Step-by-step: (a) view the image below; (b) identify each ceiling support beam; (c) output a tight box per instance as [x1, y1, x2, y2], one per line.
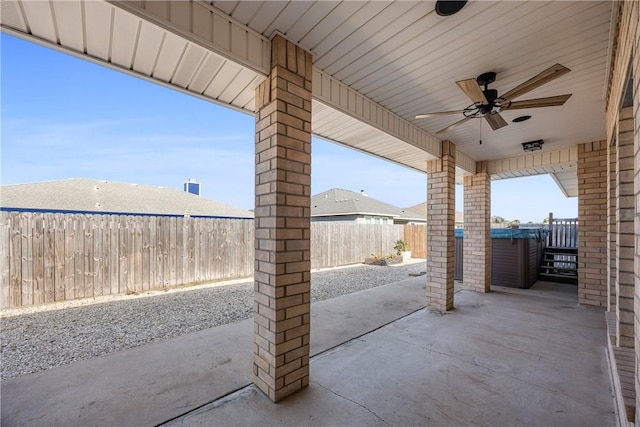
[312, 69, 442, 160]
[487, 147, 577, 178]
[455, 151, 477, 182]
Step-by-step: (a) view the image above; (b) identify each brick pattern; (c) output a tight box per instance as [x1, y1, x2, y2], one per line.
[603, 1, 639, 423]
[634, 5, 640, 419]
[608, 139, 617, 318]
[426, 141, 456, 311]
[253, 35, 312, 402]
[629, 3, 640, 423]
[463, 161, 491, 293]
[616, 107, 635, 348]
[577, 140, 608, 307]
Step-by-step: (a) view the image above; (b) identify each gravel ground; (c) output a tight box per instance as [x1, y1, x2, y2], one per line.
[1, 262, 425, 380]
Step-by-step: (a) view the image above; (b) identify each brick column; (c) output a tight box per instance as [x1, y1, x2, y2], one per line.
[633, 23, 640, 422]
[577, 140, 608, 307]
[608, 138, 617, 318]
[463, 161, 491, 293]
[426, 140, 456, 311]
[253, 35, 312, 402]
[616, 107, 635, 348]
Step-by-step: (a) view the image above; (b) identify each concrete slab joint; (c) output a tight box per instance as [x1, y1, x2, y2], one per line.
[253, 34, 312, 402]
[426, 140, 456, 311]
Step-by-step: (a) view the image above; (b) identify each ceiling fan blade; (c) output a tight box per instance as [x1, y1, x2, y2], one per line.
[456, 79, 488, 104]
[502, 94, 572, 110]
[436, 116, 473, 134]
[484, 112, 508, 131]
[501, 63, 570, 101]
[415, 110, 466, 119]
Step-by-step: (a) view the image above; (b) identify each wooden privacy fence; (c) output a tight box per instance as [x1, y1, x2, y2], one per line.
[311, 222, 404, 268]
[0, 211, 253, 309]
[403, 224, 427, 258]
[1, 212, 412, 309]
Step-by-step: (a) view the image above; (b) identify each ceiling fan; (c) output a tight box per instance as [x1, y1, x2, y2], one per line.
[415, 63, 573, 134]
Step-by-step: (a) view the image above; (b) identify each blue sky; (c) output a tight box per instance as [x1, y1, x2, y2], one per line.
[1, 33, 576, 223]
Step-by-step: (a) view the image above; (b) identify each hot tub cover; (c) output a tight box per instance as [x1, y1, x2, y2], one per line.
[455, 227, 547, 239]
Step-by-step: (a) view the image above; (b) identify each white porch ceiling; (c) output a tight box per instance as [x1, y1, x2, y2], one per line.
[1, 0, 614, 194]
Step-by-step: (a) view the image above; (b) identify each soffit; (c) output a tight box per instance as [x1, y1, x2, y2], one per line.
[2, 1, 613, 186]
[212, 0, 611, 165]
[1, 0, 268, 113]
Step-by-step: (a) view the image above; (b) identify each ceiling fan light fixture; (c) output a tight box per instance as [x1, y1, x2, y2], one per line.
[513, 115, 532, 123]
[522, 139, 544, 152]
[435, 0, 468, 16]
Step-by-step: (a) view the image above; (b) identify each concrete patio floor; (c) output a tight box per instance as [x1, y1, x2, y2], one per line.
[166, 282, 616, 427]
[2, 277, 616, 426]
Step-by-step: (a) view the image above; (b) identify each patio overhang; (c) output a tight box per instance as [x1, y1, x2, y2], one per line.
[1, 0, 611, 189]
[3, 0, 637, 416]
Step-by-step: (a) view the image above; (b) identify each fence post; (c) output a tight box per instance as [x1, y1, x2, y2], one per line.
[548, 212, 554, 247]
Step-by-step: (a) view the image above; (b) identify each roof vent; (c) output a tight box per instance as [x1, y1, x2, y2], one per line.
[360, 190, 368, 197]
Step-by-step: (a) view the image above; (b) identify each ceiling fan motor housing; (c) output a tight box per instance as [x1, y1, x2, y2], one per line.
[483, 89, 498, 104]
[416, 63, 572, 135]
[476, 71, 496, 87]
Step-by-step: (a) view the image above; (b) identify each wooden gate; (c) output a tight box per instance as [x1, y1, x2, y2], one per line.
[403, 224, 427, 258]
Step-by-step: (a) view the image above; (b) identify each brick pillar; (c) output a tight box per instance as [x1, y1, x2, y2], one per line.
[608, 138, 617, 318]
[632, 23, 640, 422]
[253, 35, 312, 402]
[616, 107, 635, 348]
[463, 161, 491, 293]
[577, 140, 608, 306]
[426, 140, 456, 311]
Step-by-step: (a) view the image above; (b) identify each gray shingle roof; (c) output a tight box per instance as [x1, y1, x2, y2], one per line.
[311, 189, 425, 222]
[0, 178, 253, 218]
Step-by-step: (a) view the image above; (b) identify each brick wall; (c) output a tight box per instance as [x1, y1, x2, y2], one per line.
[608, 139, 617, 316]
[617, 107, 635, 347]
[601, 1, 639, 422]
[253, 35, 312, 402]
[426, 140, 456, 311]
[632, 0, 640, 420]
[463, 161, 491, 293]
[577, 140, 608, 307]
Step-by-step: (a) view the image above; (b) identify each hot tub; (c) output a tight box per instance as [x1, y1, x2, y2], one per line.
[454, 228, 546, 288]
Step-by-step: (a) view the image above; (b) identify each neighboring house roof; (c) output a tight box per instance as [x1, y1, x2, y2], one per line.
[0, 178, 253, 219]
[312, 189, 426, 222]
[405, 202, 464, 223]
